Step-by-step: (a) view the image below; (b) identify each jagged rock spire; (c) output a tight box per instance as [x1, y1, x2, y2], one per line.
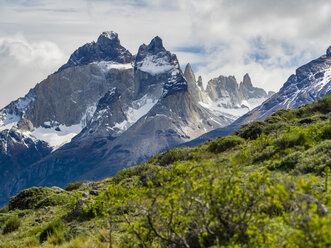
[148, 36, 164, 52]
[184, 63, 196, 83]
[242, 73, 253, 88]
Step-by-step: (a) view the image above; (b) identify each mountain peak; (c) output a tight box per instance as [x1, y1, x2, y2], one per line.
[142, 36, 166, 54]
[242, 73, 253, 88]
[327, 46, 331, 57]
[185, 63, 192, 71]
[149, 36, 163, 49]
[184, 63, 196, 83]
[98, 31, 118, 41]
[58, 31, 132, 72]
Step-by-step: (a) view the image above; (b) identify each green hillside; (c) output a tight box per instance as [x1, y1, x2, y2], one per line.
[1, 94, 331, 248]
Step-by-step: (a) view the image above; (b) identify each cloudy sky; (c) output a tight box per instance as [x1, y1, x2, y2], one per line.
[0, 0, 331, 108]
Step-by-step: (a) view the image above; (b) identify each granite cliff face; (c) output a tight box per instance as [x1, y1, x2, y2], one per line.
[0, 32, 234, 206]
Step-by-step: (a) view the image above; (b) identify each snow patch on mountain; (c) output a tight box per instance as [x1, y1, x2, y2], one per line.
[316, 67, 331, 90]
[31, 104, 98, 150]
[30, 124, 82, 150]
[112, 94, 159, 133]
[241, 98, 268, 110]
[100, 31, 118, 40]
[199, 97, 267, 121]
[137, 55, 173, 75]
[0, 93, 36, 130]
[93, 61, 133, 72]
[81, 104, 97, 126]
[0, 113, 20, 132]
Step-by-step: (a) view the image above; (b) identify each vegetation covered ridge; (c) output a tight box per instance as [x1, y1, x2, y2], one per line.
[1, 94, 331, 247]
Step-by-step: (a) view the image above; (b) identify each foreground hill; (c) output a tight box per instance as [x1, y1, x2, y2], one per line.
[0, 94, 330, 247]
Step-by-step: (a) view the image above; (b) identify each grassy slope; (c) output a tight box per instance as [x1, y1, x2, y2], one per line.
[0, 94, 331, 248]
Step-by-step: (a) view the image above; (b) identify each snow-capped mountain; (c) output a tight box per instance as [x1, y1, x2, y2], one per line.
[187, 46, 331, 146]
[184, 63, 274, 122]
[0, 31, 241, 206]
[234, 45, 331, 124]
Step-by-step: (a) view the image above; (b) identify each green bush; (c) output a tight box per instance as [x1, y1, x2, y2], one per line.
[0, 206, 8, 213]
[35, 192, 74, 209]
[39, 220, 65, 244]
[157, 147, 194, 166]
[321, 124, 331, 140]
[285, 213, 331, 247]
[113, 163, 151, 184]
[208, 135, 244, 153]
[65, 181, 85, 191]
[311, 94, 331, 114]
[9, 187, 54, 210]
[2, 216, 20, 234]
[267, 151, 303, 171]
[273, 108, 298, 120]
[63, 225, 87, 241]
[252, 145, 277, 163]
[9, 187, 74, 210]
[235, 121, 265, 140]
[295, 140, 331, 174]
[274, 127, 310, 149]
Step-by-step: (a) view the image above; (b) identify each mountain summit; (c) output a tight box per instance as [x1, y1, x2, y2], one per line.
[58, 31, 133, 72]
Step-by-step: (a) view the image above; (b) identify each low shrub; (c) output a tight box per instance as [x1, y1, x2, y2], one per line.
[113, 163, 151, 184]
[24, 236, 39, 247]
[267, 151, 303, 171]
[2, 216, 20, 234]
[321, 124, 331, 140]
[252, 145, 277, 163]
[0, 206, 8, 213]
[296, 140, 331, 174]
[274, 130, 308, 149]
[65, 182, 85, 191]
[157, 147, 194, 166]
[64, 225, 87, 241]
[39, 220, 65, 244]
[208, 135, 244, 153]
[9, 187, 74, 210]
[311, 94, 331, 114]
[9, 187, 54, 210]
[273, 108, 298, 120]
[34, 192, 74, 209]
[235, 121, 265, 140]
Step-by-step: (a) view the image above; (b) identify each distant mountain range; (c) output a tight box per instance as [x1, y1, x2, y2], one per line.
[0, 31, 329, 206]
[187, 45, 331, 146]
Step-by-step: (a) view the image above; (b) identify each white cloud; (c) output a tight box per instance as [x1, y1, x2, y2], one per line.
[0, 36, 65, 108]
[0, 0, 331, 107]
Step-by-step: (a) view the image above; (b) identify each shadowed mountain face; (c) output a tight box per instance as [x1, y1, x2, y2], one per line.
[187, 46, 331, 146]
[0, 32, 237, 206]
